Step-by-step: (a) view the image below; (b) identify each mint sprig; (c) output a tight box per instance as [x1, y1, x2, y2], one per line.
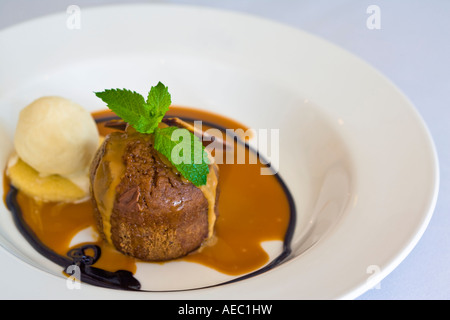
[95, 82, 171, 134]
[95, 82, 210, 187]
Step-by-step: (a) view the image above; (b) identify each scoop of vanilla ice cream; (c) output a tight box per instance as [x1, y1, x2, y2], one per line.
[13, 96, 99, 189]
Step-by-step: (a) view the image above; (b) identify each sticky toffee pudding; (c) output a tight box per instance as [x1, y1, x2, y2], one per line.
[4, 103, 295, 290]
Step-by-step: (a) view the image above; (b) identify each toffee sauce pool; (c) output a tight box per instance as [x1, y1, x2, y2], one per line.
[4, 107, 296, 291]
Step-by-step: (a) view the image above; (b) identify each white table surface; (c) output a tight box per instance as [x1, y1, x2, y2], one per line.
[0, 0, 448, 300]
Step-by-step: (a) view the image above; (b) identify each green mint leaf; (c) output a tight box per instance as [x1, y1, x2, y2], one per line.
[95, 89, 152, 132]
[154, 126, 210, 187]
[95, 82, 171, 134]
[145, 82, 172, 133]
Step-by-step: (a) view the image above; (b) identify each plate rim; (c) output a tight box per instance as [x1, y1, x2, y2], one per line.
[0, 3, 440, 299]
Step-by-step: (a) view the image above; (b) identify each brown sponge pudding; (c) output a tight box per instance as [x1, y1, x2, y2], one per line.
[90, 126, 219, 261]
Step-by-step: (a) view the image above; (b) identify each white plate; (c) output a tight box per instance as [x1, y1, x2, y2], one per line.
[0, 4, 439, 299]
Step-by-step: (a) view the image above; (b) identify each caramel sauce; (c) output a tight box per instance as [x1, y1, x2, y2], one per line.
[4, 106, 293, 284]
[13, 189, 138, 274]
[184, 159, 290, 275]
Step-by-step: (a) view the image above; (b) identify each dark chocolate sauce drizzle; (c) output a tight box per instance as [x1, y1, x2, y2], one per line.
[5, 114, 296, 292]
[5, 186, 141, 291]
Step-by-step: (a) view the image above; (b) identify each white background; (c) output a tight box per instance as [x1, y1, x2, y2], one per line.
[0, 0, 448, 300]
